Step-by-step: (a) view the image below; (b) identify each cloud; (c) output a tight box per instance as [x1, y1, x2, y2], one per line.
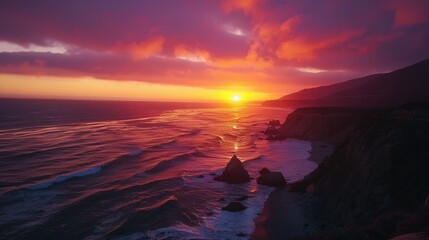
[388, 0, 429, 27]
[222, 0, 261, 13]
[125, 36, 165, 59]
[174, 44, 210, 63]
[0, 0, 429, 95]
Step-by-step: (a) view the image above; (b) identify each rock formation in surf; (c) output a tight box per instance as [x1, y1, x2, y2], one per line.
[222, 202, 247, 212]
[268, 119, 281, 126]
[264, 125, 279, 135]
[257, 167, 286, 187]
[214, 155, 251, 184]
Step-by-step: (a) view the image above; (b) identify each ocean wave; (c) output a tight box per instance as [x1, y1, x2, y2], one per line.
[29, 166, 102, 190]
[146, 152, 195, 174]
[125, 148, 144, 156]
[223, 133, 238, 139]
[114, 177, 184, 198]
[114, 225, 202, 240]
[28, 148, 144, 190]
[149, 139, 177, 149]
[180, 128, 201, 137]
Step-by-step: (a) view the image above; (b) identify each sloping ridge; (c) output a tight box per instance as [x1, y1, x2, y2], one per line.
[280, 74, 381, 101]
[269, 59, 429, 108]
[326, 59, 429, 100]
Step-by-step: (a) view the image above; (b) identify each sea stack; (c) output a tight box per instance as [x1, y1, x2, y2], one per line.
[214, 155, 251, 184]
[264, 125, 278, 135]
[257, 167, 286, 187]
[268, 119, 281, 126]
[222, 202, 247, 212]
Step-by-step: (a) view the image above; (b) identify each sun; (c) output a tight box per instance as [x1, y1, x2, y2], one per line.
[232, 95, 240, 102]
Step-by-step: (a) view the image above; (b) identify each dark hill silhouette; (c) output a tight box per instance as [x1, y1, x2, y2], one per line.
[279, 74, 382, 101]
[266, 59, 429, 108]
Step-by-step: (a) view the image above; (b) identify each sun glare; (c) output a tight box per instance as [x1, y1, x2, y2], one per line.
[232, 95, 240, 102]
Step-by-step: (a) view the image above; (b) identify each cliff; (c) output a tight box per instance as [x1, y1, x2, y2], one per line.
[276, 108, 387, 144]
[282, 104, 429, 238]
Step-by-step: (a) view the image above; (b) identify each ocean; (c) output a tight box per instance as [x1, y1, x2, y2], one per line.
[0, 99, 317, 240]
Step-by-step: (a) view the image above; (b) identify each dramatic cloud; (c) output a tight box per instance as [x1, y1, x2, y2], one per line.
[0, 0, 428, 97]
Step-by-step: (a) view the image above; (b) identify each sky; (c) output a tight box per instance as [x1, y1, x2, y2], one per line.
[0, 0, 429, 102]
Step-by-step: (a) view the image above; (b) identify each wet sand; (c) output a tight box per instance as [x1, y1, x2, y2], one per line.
[251, 141, 333, 240]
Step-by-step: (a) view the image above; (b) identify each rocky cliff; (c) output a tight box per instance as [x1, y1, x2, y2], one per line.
[282, 104, 429, 238]
[276, 108, 387, 144]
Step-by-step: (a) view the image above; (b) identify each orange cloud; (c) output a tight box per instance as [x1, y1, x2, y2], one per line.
[222, 0, 261, 13]
[276, 29, 365, 60]
[212, 45, 272, 69]
[173, 43, 272, 69]
[256, 15, 302, 43]
[276, 39, 313, 60]
[127, 36, 165, 59]
[174, 44, 210, 63]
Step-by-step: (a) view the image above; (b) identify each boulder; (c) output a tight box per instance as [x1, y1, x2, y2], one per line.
[259, 167, 271, 175]
[257, 168, 286, 187]
[214, 155, 251, 184]
[266, 135, 280, 140]
[264, 125, 278, 135]
[268, 119, 281, 126]
[222, 202, 247, 212]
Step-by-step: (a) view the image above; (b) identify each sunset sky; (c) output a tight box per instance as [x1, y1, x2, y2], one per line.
[1, 0, 429, 102]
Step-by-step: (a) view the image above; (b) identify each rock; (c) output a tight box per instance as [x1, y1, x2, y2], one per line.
[257, 169, 286, 187]
[266, 135, 279, 140]
[268, 119, 281, 126]
[264, 125, 278, 135]
[237, 232, 247, 237]
[259, 167, 271, 175]
[222, 202, 247, 212]
[214, 155, 251, 184]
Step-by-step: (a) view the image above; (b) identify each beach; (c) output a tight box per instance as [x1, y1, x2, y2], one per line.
[252, 141, 333, 240]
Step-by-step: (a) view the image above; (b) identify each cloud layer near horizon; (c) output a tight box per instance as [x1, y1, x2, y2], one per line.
[1, 0, 428, 95]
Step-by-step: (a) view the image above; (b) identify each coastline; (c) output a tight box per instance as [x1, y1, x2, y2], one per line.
[251, 141, 333, 240]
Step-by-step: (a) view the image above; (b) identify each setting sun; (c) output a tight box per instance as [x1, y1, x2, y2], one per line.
[232, 95, 240, 102]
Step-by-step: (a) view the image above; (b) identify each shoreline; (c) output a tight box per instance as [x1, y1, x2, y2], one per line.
[251, 141, 333, 240]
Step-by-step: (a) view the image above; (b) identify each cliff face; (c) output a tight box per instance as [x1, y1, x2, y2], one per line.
[277, 108, 386, 144]
[282, 105, 429, 237]
[315, 119, 429, 225]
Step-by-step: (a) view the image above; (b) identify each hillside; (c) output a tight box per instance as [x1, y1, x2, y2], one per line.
[265, 59, 429, 108]
[279, 74, 381, 101]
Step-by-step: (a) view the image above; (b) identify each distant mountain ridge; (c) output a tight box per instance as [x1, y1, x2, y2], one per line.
[265, 59, 429, 108]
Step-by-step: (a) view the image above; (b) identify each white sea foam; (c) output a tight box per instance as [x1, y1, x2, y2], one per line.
[114, 225, 202, 240]
[177, 138, 315, 239]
